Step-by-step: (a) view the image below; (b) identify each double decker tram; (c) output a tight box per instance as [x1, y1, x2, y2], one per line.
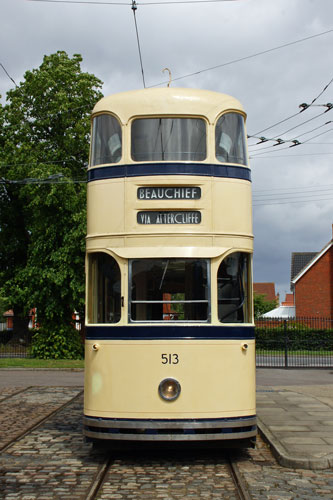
[83, 88, 256, 446]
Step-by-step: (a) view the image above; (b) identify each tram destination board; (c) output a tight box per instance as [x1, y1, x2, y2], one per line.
[137, 187, 201, 200]
[138, 211, 201, 225]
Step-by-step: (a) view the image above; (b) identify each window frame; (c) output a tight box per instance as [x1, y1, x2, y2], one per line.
[130, 116, 208, 163]
[217, 252, 251, 324]
[128, 258, 211, 323]
[90, 113, 122, 166]
[87, 252, 122, 325]
[215, 112, 248, 166]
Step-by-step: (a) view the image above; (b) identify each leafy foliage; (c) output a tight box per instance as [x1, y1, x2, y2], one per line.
[30, 325, 84, 359]
[0, 51, 103, 354]
[253, 293, 277, 319]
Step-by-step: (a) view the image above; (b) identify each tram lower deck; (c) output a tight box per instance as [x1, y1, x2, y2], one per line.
[83, 336, 256, 442]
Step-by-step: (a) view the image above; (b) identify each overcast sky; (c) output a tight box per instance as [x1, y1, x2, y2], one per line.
[1, 0, 333, 302]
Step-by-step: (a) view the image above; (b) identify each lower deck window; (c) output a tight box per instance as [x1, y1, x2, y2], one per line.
[129, 259, 210, 322]
[88, 252, 121, 324]
[218, 252, 250, 323]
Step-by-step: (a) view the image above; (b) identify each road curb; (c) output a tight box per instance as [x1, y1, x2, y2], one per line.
[257, 417, 333, 470]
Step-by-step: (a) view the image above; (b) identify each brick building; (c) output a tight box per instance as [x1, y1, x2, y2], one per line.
[253, 282, 279, 303]
[291, 229, 333, 318]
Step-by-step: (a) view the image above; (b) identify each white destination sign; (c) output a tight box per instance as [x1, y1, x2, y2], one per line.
[138, 211, 201, 225]
[138, 187, 201, 200]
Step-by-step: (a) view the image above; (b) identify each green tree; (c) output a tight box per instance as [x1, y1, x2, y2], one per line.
[0, 51, 103, 357]
[254, 293, 278, 319]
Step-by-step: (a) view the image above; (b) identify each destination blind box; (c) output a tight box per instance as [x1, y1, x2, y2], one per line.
[137, 187, 201, 200]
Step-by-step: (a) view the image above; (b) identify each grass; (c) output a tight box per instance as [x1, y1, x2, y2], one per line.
[0, 358, 84, 369]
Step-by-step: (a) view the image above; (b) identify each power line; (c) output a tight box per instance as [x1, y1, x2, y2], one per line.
[253, 184, 333, 205]
[250, 127, 333, 157]
[26, 0, 333, 92]
[131, 0, 146, 88]
[253, 196, 333, 206]
[0, 174, 86, 185]
[149, 28, 333, 87]
[250, 152, 333, 159]
[253, 183, 333, 194]
[248, 77, 333, 140]
[248, 110, 332, 148]
[0, 62, 17, 87]
[28, 0, 240, 5]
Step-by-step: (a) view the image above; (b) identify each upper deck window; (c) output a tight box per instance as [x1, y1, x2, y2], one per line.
[131, 118, 206, 162]
[215, 113, 247, 165]
[91, 114, 122, 166]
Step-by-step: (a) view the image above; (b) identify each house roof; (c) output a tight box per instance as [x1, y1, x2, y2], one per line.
[262, 305, 295, 318]
[291, 241, 333, 285]
[253, 282, 277, 302]
[290, 252, 317, 282]
[282, 293, 294, 306]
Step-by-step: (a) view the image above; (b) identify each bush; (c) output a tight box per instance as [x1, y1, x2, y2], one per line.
[256, 326, 333, 351]
[30, 325, 84, 359]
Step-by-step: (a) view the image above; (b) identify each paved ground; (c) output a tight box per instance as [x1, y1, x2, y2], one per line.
[0, 368, 333, 498]
[257, 384, 333, 470]
[0, 369, 84, 388]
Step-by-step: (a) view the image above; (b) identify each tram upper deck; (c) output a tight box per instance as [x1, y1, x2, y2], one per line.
[87, 87, 252, 253]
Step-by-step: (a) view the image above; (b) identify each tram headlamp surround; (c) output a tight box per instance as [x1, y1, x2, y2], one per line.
[158, 378, 181, 401]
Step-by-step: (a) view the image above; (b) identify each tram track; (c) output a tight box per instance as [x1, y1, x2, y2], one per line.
[228, 454, 253, 500]
[0, 386, 32, 403]
[84, 446, 253, 500]
[0, 387, 83, 452]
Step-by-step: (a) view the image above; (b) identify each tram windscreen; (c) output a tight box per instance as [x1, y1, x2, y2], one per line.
[217, 252, 250, 323]
[215, 113, 247, 165]
[130, 259, 209, 322]
[131, 118, 206, 162]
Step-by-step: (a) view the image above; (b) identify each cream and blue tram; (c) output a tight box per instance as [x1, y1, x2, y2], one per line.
[83, 87, 256, 445]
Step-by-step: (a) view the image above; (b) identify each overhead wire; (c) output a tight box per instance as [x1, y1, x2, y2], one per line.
[27, 0, 242, 5]
[248, 76, 333, 139]
[0, 62, 17, 87]
[148, 28, 333, 87]
[0, 174, 86, 185]
[247, 75, 333, 157]
[131, 0, 146, 88]
[250, 127, 333, 157]
[248, 109, 331, 148]
[253, 196, 333, 206]
[252, 183, 333, 206]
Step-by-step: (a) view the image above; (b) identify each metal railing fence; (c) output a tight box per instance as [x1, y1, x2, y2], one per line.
[1, 318, 333, 367]
[256, 317, 333, 368]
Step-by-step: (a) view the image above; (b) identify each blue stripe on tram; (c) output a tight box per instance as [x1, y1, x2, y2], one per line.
[86, 325, 255, 341]
[87, 163, 251, 182]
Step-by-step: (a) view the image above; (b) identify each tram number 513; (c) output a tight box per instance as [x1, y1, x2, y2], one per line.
[161, 354, 179, 365]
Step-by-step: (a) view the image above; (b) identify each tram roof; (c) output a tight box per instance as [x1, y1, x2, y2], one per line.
[92, 88, 246, 124]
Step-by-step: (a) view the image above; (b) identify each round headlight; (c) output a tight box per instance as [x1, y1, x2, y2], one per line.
[158, 378, 181, 401]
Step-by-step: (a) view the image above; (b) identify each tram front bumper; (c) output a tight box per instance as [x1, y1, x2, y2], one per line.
[83, 415, 257, 442]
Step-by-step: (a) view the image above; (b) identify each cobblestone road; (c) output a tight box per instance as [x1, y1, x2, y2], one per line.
[1, 386, 333, 499]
